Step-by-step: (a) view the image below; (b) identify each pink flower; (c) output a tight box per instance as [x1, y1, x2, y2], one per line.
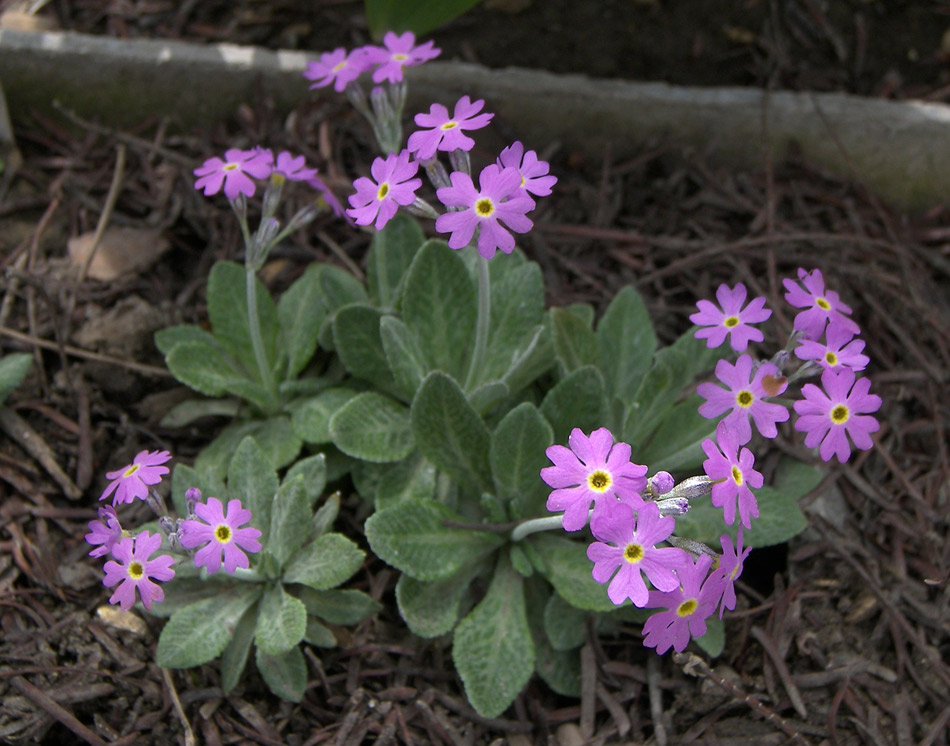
[102, 531, 175, 611]
[496, 142, 558, 197]
[697, 355, 789, 443]
[180, 497, 262, 574]
[435, 165, 535, 259]
[708, 529, 751, 619]
[346, 150, 422, 230]
[273, 151, 318, 183]
[407, 96, 494, 160]
[793, 368, 881, 463]
[193, 148, 274, 200]
[541, 427, 647, 532]
[303, 47, 369, 92]
[100, 450, 172, 505]
[85, 505, 123, 558]
[702, 422, 762, 529]
[794, 323, 869, 372]
[783, 268, 860, 341]
[587, 502, 683, 607]
[689, 283, 771, 352]
[307, 174, 352, 224]
[364, 32, 440, 84]
[642, 553, 719, 654]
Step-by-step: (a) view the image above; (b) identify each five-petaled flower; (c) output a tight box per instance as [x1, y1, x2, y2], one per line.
[587, 501, 683, 607]
[435, 164, 535, 259]
[85, 505, 124, 558]
[100, 450, 172, 506]
[690, 282, 772, 352]
[363, 31, 440, 84]
[783, 268, 860, 341]
[642, 553, 719, 654]
[794, 323, 869, 372]
[708, 529, 751, 619]
[697, 355, 789, 444]
[346, 150, 422, 230]
[496, 142, 558, 197]
[180, 497, 263, 574]
[408, 96, 494, 161]
[793, 367, 881, 463]
[272, 151, 319, 183]
[541, 427, 647, 532]
[303, 47, 369, 92]
[102, 531, 175, 611]
[193, 148, 274, 200]
[702, 421, 763, 529]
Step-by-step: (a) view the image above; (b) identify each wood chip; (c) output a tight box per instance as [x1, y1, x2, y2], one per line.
[67, 226, 170, 281]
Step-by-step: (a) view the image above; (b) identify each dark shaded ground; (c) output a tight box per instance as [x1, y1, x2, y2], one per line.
[1, 1, 949, 745]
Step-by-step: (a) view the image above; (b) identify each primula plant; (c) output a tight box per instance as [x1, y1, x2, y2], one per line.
[127, 30, 884, 716]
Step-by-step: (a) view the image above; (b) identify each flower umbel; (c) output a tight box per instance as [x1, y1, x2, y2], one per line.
[697, 355, 789, 443]
[102, 531, 175, 611]
[689, 282, 772, 352]
[180, 497, 263, 574]
[100, 450, 171, 505]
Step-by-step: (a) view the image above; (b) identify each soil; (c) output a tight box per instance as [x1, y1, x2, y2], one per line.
[1, 2, 949, 745]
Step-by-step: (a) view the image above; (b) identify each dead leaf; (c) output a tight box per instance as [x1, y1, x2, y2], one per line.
[67, 226, 170, 281]
[96, 605, 148, 636]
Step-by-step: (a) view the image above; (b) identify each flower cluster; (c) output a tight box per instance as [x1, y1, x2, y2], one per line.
[86, 451, 261, 611]
[303, 32, 440, 92]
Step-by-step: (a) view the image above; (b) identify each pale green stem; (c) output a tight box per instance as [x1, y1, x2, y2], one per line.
[245, 264, 280, 411]
[464, 254, 491, 391]
[510, 513, 574, 542]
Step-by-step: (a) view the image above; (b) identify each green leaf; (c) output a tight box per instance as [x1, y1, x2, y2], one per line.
[220, 601, 259, 694]
[278, 265, 328, 379]
[256, 584, 307, 656]
[351, 452, 436, 510]
[156, 588, 261, 668]
[333, 304, 400, 395]
[284, 453, 327, 510]
[695, 615, 724, 658]
[255, 645, 307, 702]
[268, 476, 313, 567]
[196, 417, 301, 480]
[490, 402, 553, 519]
[295, 588, 382, 625]
[160, 398, 241, 428]
[543, 594, 587, 651]
[207, 260, 279, 382]
[401, 240, 476, 381]
[380, 316, 428, 401]
[623, 346, 692, 450]
[317, 264, 369, 351]
[170, 463, 225, 518]
[395, 565, 479, 638]
[453, 555, 534, 718]
[539, 365, 609, 445]
[468, 381, 510, 416]
[165, 342, 242, 397]
[366, 0, 481, 38]
[551, 307, 598, 373]
[227, 436, 279, 541]
[0, 353, 31, 404]
[637, 395, 716, 473]
[154, 324, 218, 357]
[220, 377, 277, 414]
[365, 499, 504, 581]
[311, 493, 340, 538]
[410, 372, 493, 495]
[282, 533, 365, 590]
[304, 617, 337, 647]
[534, 636, 581, 697]
[501, 323, 555, 395]
[291, 387, 360, 445]
[595, 286, 656, 402]
[528, 533, 616, 612]
[773, 457, 824, 499]
[565, 302, 595, 327]
[329, 392, 414, 463]
[366, 213, 425, 309]
[146, 577, 239, 619]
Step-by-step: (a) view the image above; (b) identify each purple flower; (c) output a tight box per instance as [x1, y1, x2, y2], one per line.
[702, 422, 762, 529]
[180, 497, 263, 574]
[541, 427, 647, 532]
[193, 148, 274, 200]
[794, 323, 869, 372]
[708, 529, 751, 619]
[435, 165, 535, 259]
[100, 450, 172, 505]
[346, 150, 422, 230]
[689, 283, 771, 352]
[85, 505, 123, 558]
[273, 151, 319, 183]
[793, 368, 882, 463]
[364, 32, 441, 84]
[642, 553, 719, 654]
[496, 141, 558, 197]
[102, 531, 175, 611]
[783, 268, 860, 341]
[587, 502, 683, 607]
[407, 96, 494, 161]
[303, 47, 369, 92]
[697, 355, 789, 443]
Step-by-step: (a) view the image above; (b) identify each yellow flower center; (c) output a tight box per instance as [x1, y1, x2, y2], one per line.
[677, 598, 698, 617]
[723, 316, 740, 328]
[831, 404, 850, 424]
[393, 53, 408, 61]
[824, 351, 838, 366]
[736, 390, 754, 408]
[623, 543, 644, 563]
[730, 564, 741, 580]
[587, 469, 612, 493]
[128, 561, 144, 580]
[122, 464, 140, 478]
[440, 121, 459, 130]
[475, 198, 495, 217]
[214, 525, 232, 544]
[816, 297, 831, 311]
[731, 465, 743, 486]
[332, 61, 347, 73]
[377, 182, 390, 200]
[222, 163, 239, 171]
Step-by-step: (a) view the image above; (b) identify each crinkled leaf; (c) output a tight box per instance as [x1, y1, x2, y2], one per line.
[395, 565, 480, 638]
[490, 402, 553, 519]
[623, 345, 692, 450]
[220, 377, 277, 413]
[317, 264, 369, 351]
[256, 583, 307, 656]
[501, 322, 555, 395]
[367, 213, 425, 309]
[380, 315, 428, 401]
[595, 285, 656, 402]
[295, 587, 382, 625]
[467, 381, 509, 416]
[268, 475, 313, 567]
[227, 436, 279, 541]
[543, 593, 588, 651]
[165, 342, 242, 397]
[539, 365, 609, 445]
[304, 617, 337, 647]
[333, 304, 400, 395]
[154, 324, 219, 357]
[196, 417, 300, 481]
[283, 453, 327, 510]
[694, 615, 724, 658]
[146, 577, 240, 619]
[291, 387, 360, 445]
[311, 493, 340, 538]
[329, 392, 414, 463]
[351, 452, 436, 511]
[0, 353, 31, 404]
[282, 532, 365, 590]
[160, 398, 241, 428]
[170, 462, 225, 517]
[528, 533, 616, 612]
[551, 307, 598, 373]
[220, 601, 259, 694]
[278, 264, 327, 379]
[156, 587, 261, 667]
[255, 645, 306, 702]
[637, 394, 716, 473]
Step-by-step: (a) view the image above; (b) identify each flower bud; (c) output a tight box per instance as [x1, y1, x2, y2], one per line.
[185, 487, 202, 516]
[666, 475, 714, 501]
[405, 197, 441, 220]
[648, 471, 675, 496]
[657, 496, 690, 517]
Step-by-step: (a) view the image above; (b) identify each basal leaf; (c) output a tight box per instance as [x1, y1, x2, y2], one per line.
[395, 565, 481, 638]
[316, 263, 369, 351]
[366, 0, 481, 38]
[255, 645, 306, 702]
[165, 342, 242, 397]
[256, 583, 307, 656]
[528, 533, 615, 612]
[351, 452, 436, 510]
[196, 417, 301, 480]
[551, 307, 598, 373]
[543, 593, 588, 651]
[595, 285, 657, 402]
[284, 453, 327, 510]
[539, 365, 609, 445]
[637, 394, 716, 473]
[333, 304, 400, 395]
[170, 462, 225, 518]
[227, 436, 279, 541]
[380, 315, 428, 401]
[366, 213, 425, 309]
[490, 402, 553, 519]
[623, 345, 691, 450]
[268, 475, 313, 568]
[220, 601, 259, 694]
[694, 615, 724, 658]
[294, 588, 382, 625]
[154, 324, 219, 356]
[278, 264, 328, 379]
[160, 398, 241, 429]
[329, 391, 414, 463]
[282, 532, 365, 590]
[304, 617, 337, 647]
[291, 387, 361, 445]
[501, 322, 555, 395]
